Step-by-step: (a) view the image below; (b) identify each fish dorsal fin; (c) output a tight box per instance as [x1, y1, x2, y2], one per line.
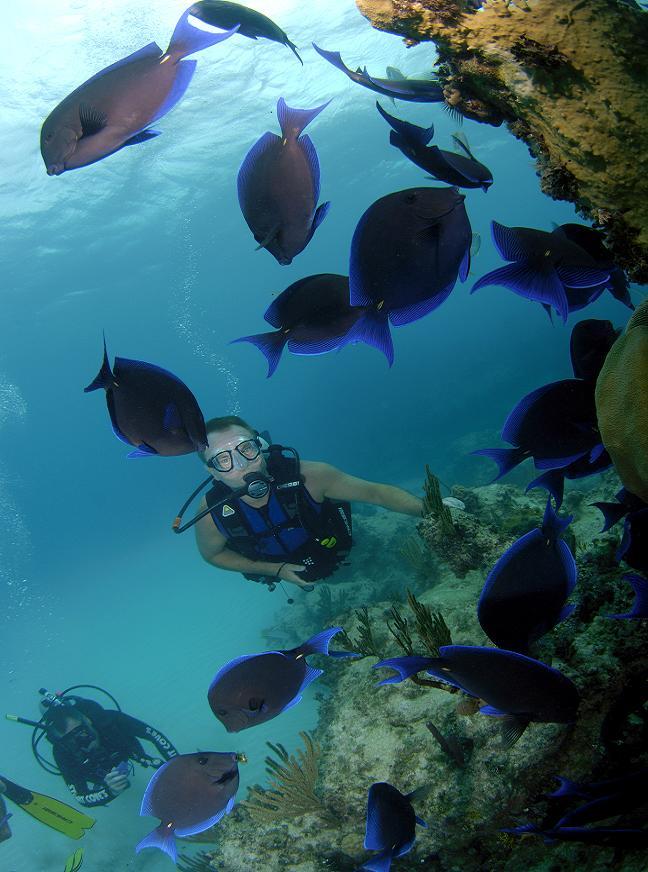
[451, 130, 474, 159]
[80, 42, 162, 91]
[79, 102, 107, 138]
[386, 65, 405, 80]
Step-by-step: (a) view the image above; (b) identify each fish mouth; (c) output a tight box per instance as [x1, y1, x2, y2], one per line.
[46, 164, 64, 176]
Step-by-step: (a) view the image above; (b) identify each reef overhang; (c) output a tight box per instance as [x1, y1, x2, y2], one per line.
[354, 0, 648, 283]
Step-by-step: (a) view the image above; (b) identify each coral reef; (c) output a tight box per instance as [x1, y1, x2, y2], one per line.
[195, 475, 647, 871]
[353, 0, 648, 282]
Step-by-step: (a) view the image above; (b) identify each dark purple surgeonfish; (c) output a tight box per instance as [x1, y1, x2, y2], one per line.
[376, 103, 493, 191]
[360, 782, 428, 872]
[478, 500, 577, 654]
[312, 44, 445, 103]
[84, 337, 207, 457]
[40, 12, 238, 175]
[569, 319, 620, 384]
[504, 824, 648, 849]
[549, 767, 648, 827]
[136, 752, 240, 863]
[208, 627, 342, 732]
[471, 222, 611, 322]
[237, 98, 331, 265]
[607, 573, 648, 620]
[232, 274, 366, 377]
[374, 646, 580, 747]
[473, 378, 602, 481]
[525, 320, 618, 507]
[346, 186, 472, 366]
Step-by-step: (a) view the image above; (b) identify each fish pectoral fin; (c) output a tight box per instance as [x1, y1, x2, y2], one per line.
[121, 129, 162, 148]
[127, 443, 158, 458]
[79, 102, 108, 138]
[500, 715, 530, 750]
[254, 225, 280, 251]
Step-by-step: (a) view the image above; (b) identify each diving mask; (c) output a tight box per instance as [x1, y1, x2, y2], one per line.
[207, 437, 262, 472]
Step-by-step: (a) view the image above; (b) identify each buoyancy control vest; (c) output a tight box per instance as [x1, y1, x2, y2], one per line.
[205, 445, 352, 582]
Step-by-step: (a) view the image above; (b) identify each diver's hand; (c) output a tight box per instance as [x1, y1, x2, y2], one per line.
[277, 563, 315, 591]
[105, 768, 130, 795]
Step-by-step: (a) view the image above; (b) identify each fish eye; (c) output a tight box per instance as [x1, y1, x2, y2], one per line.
[405, 192, 417, 204]
[45, 133, 53, 142]
[248, 697, 260, 710]
[198, 755, 209, 765]
[217, 709, 227, 716]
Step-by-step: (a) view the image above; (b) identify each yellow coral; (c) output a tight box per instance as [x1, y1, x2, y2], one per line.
[595, 300, 648, 503]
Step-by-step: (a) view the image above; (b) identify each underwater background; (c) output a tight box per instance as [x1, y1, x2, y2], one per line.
[0, 0, 645, 870]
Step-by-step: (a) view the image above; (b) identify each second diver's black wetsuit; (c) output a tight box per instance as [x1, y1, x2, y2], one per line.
[53, 706, 177, 808]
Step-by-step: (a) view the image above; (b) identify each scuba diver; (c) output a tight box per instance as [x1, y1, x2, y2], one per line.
[8, 687, 178, 809]
[173, 416, 423, 593]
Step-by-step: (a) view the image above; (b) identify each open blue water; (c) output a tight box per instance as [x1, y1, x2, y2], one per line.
[0, 1, 642, 869]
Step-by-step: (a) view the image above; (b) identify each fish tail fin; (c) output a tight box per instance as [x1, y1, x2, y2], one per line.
[166, 12, 239, 60]
[376, 101, 434, 145]
[276, 97, 330, 139]
[312, 43, 350, 74]
[343, 308, 394, 366]
[297, 626, 342, 657]
[84, 333, 114, 392]
[608, 573, 648, 620]
[287, 40, 303, 64]
[471, 446, 527, 480]
[525, 469, 565, 509]
[591, 500, 627, 532]
[541, 498, 573, 540]
[231, 330, 287, 378]
[360, 849, 394, 872]
[373, 656, 436, 686]
[135, 825, 177, 863]
[547, 775, 582, 798]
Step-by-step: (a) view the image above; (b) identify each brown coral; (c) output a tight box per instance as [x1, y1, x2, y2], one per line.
[355, 0, 648, 281]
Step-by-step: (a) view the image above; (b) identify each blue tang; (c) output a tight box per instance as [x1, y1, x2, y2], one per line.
[569, 319, 621, 384]
[136, 752, 239, 863]
[312, 44, 445, 103]
[208, 627, 342, 732]
[471, 222, 611, 322]
[237, 97, 331, 265]
[375, 645, 580, 747]
[360, 782, 427, 872]
[232, 274, 366, 377]
[346, 186, 472, 366]
[549, 767, 648, 827]
[84, 337, 207, 457]
[473, 378, 603, 480]
[40, 11, 238, 175]
[504, 823, 648, 849]
[525, 447, 612, 510]
[376, 102, 493, 191]
[478, 500, 577, 654]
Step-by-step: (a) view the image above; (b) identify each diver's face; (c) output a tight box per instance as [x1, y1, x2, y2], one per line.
[204, 426, 266, 489]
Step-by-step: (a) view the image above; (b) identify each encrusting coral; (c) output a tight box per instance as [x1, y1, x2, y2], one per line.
[353, 0, 648, 282]
[195, 474, 647, 871]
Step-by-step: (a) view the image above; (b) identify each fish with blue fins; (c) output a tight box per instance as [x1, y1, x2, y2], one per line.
[478, 499, 577, 654]
[208, 627, 344, 732]
[136, 752, 240, 863]
[40, 11, 238, 175]
[376, 102, 493, 191]
[375, 645, 580, 748]
[471, 221, 611, 322]
[84, 336, 207, 457]
[237, 98, 331, 265]
[346, 186, 472, 365]
[359, 782, 428, 872]
[232, 274, 367, 377]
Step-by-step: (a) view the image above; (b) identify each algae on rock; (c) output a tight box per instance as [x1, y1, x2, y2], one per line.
[354, 0, 648, 282]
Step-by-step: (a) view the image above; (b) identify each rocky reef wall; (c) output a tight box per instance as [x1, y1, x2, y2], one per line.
[354, 0, 648, 283]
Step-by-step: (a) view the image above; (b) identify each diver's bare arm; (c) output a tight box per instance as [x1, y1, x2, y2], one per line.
[194, 500, 282, 577]
[302, 462, 423, 517]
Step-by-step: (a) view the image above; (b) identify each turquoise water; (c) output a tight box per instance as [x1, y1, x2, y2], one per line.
[0, 1, 642, 870]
